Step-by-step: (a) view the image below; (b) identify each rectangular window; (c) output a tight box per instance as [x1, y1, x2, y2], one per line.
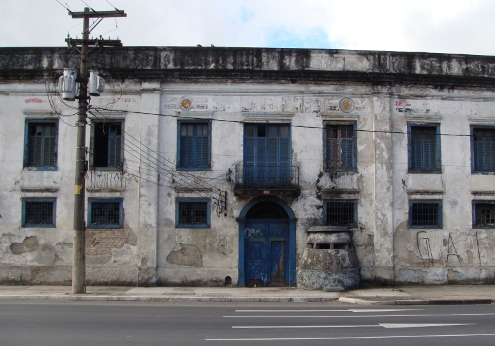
[325, 124, 357, 171]
[176, 199, 210, 228]
[91, 121, 123, 170]
[324, 201, 357, 227]
[88, 199, 123, 228]
[408, 124, 441, 172]
[22, 198, 56, 227]
[472, 127, 495, 172]
[409, 200, 442, 228]
[24, 120, 58, 170]
[177, 122, 211, 170]
[473, 201, 495, 228]
[243, 124, 291, 186]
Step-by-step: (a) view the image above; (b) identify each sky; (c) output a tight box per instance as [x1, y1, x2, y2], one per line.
[1, 0, 495, 56]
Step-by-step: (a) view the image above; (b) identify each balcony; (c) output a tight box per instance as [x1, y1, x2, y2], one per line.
[234, 165, 300, 196]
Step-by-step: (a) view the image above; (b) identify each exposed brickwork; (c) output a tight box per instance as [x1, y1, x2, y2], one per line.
[86, 229, 126, 256]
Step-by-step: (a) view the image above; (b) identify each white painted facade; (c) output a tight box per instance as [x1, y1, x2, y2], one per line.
[1, 47, 495, 286]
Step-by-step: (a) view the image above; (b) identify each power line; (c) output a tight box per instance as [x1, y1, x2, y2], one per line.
[93, 106, 475, 138]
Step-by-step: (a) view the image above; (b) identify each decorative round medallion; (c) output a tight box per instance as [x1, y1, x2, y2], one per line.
[339, 98, 354, 113]
[180, 97, 192, 110]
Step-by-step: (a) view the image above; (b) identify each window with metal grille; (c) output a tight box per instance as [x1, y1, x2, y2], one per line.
[409, 201, 442, 228]
[324, 201, 357, 227]
[88, 199, 123, 228]
[325, 124, 356, 171]
[472, 128, 495, 172]
[24, 121, 58, 169]
[91, 121, 123, 170]
[473, 201, 495, 228]
[177, 122, 211, 170]
[408, 124, 441, 172]
[176, 199, 210, 228]
[22, 198, 56, 227]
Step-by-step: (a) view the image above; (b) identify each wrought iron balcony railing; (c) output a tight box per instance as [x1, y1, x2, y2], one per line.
[234, 165, 300, 195]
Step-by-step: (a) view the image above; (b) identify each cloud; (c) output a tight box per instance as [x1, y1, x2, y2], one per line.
[0, 0, 495, 55]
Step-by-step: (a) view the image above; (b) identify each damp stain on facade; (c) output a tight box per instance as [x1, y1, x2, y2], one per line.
[1, 47, 495, 287]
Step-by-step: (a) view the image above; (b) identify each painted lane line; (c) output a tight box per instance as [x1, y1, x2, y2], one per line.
[223, 313, 495, 318]
[232, 323, 473, 329]
[206, 333, 495, 341]
[234, 309, 422, 313]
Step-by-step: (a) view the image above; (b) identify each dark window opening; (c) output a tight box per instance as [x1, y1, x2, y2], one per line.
[325, 201, 356, 227]
[473, 202, 495, 228]
[178, 202, 208, 226]
[410, 201, 442, 228]
[88, 199, 123, 228]
[315, 243, 331, 249]
[93, 122, 122, 169]
[23, 199, 56, 227]
[333, 243, 348, 250]
[325, 124, 356, 171]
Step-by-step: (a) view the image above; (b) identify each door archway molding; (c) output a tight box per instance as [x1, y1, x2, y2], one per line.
[237, 196, 296, 286]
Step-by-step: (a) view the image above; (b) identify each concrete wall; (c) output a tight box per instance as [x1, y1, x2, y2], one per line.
[1, 47, 495, 286]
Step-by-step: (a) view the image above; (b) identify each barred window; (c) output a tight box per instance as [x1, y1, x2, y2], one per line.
[22, 198, 56, 227]
[324, 201, 357, 227]
[410, 201, 442, 228]
[24, 121, 58, 169]
[88, 199, 123, 228]
[176, 199, 210, 228]
[473, 201, 495, 228]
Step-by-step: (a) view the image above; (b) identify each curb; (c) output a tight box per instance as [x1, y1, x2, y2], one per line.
[0, 295, 340, 303]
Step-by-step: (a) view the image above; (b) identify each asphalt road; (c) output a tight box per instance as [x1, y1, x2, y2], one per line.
[1, 301, 494, 346]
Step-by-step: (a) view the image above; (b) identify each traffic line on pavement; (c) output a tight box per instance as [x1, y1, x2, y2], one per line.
[206, 333, 495, 341]
[232, 323, 472, 329]
[234, 309, 422, 313]
[224, 313, 495, 318]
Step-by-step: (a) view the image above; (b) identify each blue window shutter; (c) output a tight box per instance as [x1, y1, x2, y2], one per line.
[423, 137, 436, 170]
[108, 127, 121, 168]
[195, 124, 209, 168]
[340, 138, 353, 169]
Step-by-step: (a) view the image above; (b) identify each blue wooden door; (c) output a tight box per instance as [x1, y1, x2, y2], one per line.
[245, 220, 289, 286]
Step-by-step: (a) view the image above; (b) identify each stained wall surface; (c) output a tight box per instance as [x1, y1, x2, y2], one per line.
[1, 47, 495, 286]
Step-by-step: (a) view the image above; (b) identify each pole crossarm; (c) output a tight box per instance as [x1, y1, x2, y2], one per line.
[70, 10, 127, 19]
[66, 38, 123, 47]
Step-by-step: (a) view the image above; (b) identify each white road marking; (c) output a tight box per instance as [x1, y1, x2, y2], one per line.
[206, 333, 495, 341]
[234, 309, 421, 313]
[380, 323, 473, 329]
[232, 323, 472, 329]
[223, 313, 495, 318]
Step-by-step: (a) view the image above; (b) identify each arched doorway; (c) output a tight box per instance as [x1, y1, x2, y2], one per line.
[237, 197, 296, 287]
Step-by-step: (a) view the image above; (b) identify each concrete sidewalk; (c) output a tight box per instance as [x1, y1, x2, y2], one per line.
[0, 285, 493, 305]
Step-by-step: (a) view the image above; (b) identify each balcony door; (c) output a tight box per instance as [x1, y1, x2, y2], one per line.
[243, 124, 291, 188]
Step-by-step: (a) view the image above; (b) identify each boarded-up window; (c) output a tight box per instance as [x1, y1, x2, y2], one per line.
[408, 125, 440, 172]
[178, 122, 211, 169]
[473, 128, 495, 172]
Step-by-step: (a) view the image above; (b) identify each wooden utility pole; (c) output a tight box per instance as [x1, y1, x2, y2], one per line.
[66, 7, 126, 294]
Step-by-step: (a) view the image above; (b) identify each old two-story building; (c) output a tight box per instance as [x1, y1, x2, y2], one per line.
[1, 46, 495, 288]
